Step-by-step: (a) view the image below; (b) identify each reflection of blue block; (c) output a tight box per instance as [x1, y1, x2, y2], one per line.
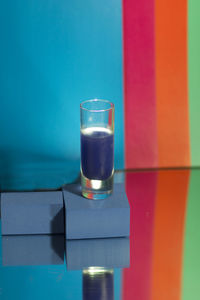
[2, 235, 64, 266]
[1, 191, 64, 235]
[63, 184, 130, 239]
[66, 237, 130, 270]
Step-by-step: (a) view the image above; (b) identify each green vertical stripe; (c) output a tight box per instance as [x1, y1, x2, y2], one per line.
[182, 170, 200, 299]
[189, 0, 200, 166]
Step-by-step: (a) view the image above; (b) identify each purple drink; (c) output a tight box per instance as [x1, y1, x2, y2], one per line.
[81, 127, 114, 180]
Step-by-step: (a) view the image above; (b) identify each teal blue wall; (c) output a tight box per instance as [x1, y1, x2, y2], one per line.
[0, 0, 124, 190]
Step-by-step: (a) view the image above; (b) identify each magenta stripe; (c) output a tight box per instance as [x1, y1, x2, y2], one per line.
[123, 0, 157, 168]
[122, 171, 157, 299]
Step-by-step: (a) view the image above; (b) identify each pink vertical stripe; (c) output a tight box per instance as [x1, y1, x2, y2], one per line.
[123, 0, 157, 168]
[122, 172, 157, 299]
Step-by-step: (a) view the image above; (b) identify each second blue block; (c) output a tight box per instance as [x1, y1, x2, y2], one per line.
[63, 184, 130, 239]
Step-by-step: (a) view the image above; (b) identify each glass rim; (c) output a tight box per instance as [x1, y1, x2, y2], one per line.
[80, 99, 114, 112]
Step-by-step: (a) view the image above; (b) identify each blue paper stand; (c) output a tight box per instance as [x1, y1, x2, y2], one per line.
[1, 184, 130, 240]
[63, 183, 130, 240]
[1, 191, 64, 235]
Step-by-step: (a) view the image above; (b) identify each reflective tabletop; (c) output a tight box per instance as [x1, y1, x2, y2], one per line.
[0, 169, 200, 299]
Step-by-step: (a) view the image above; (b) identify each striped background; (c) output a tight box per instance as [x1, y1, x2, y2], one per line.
[123, 0, 200, 169]
[0, 2, 200, 297]
[122, 169, 200, 300]
[0, 0, 200, 190]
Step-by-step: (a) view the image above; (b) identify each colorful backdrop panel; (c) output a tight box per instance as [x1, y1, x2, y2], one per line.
[1, 0, 200, 191]
[123, 0, 200, 168]
[155, 0, 190, 168]
[123, 171, 157, 299]
[123, 170, 194, 300]
[123, 0, 158, 169]
[183, 169, 200, 299]
[151, 170, 189, 300]
[188, 0, 200, 166]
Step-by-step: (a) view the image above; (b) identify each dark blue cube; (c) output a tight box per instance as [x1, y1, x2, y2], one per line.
[1, 191, 64, 235]
[63, 183, 130, 239]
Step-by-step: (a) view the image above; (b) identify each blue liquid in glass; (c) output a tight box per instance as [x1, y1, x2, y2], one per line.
[81, 127, 114, 180]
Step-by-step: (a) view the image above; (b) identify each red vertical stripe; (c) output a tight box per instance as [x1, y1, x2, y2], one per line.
[151, 170, 190, 300]
[155, 0, 190, 167]
[122, 171, 157, 299]
[123, 0, 157, 169]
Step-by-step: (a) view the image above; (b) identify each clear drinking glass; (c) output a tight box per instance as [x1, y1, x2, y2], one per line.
[80, 99, 114, 200]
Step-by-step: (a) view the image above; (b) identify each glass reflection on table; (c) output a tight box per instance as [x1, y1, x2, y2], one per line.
[83, 267, 114, 300]
[66, 237, 130, 300]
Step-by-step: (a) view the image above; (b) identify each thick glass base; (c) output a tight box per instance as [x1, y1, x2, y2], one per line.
[81, 171, 114, 200]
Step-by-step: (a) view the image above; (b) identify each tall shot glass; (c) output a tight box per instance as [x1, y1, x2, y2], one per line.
[80, 99, 114, 200]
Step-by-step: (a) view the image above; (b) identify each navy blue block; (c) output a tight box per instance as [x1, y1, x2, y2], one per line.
[66, 237, 130, 270]
[63, 183, 130, 239]
[1, 191, 64, 235]
[2, 235, 64, 266]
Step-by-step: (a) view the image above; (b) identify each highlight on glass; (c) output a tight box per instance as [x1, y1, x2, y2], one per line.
[80, 99, 114, 200]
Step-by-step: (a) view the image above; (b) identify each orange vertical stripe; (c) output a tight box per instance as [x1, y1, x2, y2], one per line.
[156, 0, 190, 167]
[151, 170, 190, 300]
